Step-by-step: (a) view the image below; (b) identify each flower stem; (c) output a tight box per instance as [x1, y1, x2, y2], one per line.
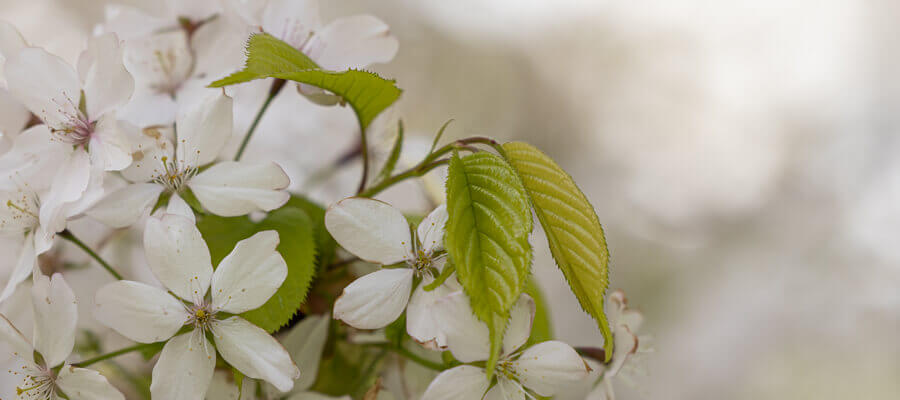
[74, 343, 157, 367]
[59, 230, 123, 280]
[356, 127, 371, 195]
[373, 343, 447, 371]
[234, 78, 286, 161]
[358, 135, 499, 198]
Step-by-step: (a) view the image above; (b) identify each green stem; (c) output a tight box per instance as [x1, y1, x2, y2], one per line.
[373, 344, 447, 371]
[234, 79, 285, 161]
[355, 129, 370, 195]
[359, 135, 499, 198]
[74, 343, 156, 367]
[59, 230, 122, 280]
[358, 159, 448, 198]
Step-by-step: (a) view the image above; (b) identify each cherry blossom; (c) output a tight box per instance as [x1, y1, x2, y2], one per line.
[93, 213, 299, 398]
[85, 92, 290, 227]
[0, 273, 124, 400]
[324, 197, 460, 347]
[422, 293, 591, 400]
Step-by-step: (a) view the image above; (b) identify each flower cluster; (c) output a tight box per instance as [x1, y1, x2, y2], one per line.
[0, 1, 645, 399]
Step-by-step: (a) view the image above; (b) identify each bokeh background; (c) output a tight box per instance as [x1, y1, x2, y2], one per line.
[3, 0, 899, 399]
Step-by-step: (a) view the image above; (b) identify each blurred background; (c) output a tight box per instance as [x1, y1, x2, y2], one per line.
[3, 0, 899, 398]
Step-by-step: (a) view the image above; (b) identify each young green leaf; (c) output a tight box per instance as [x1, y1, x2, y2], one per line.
[501, 141, 614, 360]
[524, 277, 554, 346]
[444, 151, 533, 379]
[197, 207, 318, 332]
[209, 33, 401, 132]
[374, 120, 404, 185]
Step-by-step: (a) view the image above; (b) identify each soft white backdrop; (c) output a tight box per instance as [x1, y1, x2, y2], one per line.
[2, 0, 898, 398]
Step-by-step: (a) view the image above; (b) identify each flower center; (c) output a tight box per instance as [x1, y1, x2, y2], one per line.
[186, 302, 217, 331]
[152, 156, 197, 193]
[13, 363, 56, 400]
[411, 250, 432, 272]
[51, 115, 95, 146]
[150, 49, 186, 96]
[497, 360, 517, 380]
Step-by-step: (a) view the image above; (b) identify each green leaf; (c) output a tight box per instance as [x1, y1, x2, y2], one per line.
[524, 277, 553, 346]
[197, 207, 318, 332]
[284, 195, 337, 268]
[429, 119, 454, 155]
[374, 120, 404, 185]
[444, 151, 533, 379]
[210, 33, 401, 132]
[384, 314, 406, 348]
[501, 142, 613, 360]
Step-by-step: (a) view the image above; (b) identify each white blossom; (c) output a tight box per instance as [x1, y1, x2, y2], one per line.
[324, 197, 459, 347]
[422, 292, 590, 400]
[85, 92, 290, 227]
[93, 213, 300, 398]
[0, 273, 124, 400]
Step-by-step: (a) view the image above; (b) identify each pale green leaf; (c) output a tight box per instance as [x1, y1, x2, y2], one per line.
[197, 207, 317, 332]
[444, 151, 533, 379]
[209, 33, 401, 132]
[501, 141, 613, 360]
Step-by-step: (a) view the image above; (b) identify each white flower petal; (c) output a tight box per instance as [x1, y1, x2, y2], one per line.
[502, 295, 536, 357]
[0, 88, 29, 139]
[212, 316, 300, 392]
[120, 125, 175, 182]
[421, 365, 489, 400]
[0, 313, 33, 365]
[31, 272, 77, 367]
[144, 213, 213, 301]
[176, 92, 232, 166]
[333, 268, 413, 330]
[86, 183, 163, 228]
[151, 331, 216, 400]
[416, 204, 447, 255]
[313, 15, 398, 70]
[39, 149, 91, 235]
[280, 314, 330, 393]
[261, 0, 321, 49]
[0, 21, 26, 66]
[119, 89, 179, 127]
[189, 161, 290, 217]
[5, 47, 81, 129]
[406, 274, 458, 350]
[124, 30, 192, 96]
[97, 4, 167, 39]
[94, 280, 188, 343]
[78, 33, 134, 118]
[0, 232, 35, 303]
[324, 197, 413, 265]
[89, 114, 133, 171]
[483, 377, 528, 400]
[513, 340, 590, 396]
[57, 366, 126, 400]
[433, 291, 490, 363]
[166, 193, 195, 222]
[211, 230, 287, 314]
[0, 124, 68, 188]
[607, 324, 639, 378]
